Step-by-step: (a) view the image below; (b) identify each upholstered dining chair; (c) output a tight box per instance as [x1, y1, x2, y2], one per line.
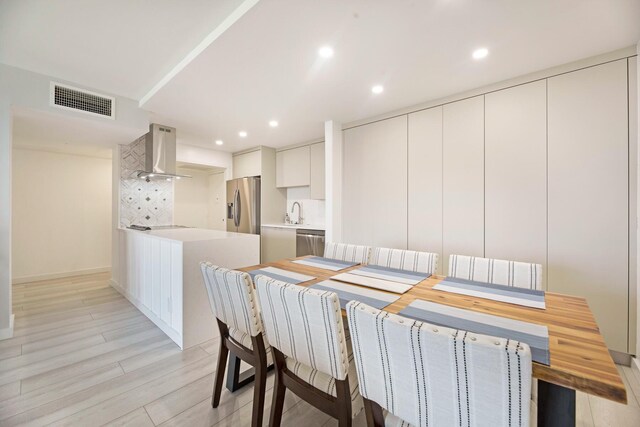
[368, 247, 439, 274]
[346, 301, 533, 427]
[200, 263, 270, 427]
[324, 241, 371, 264]
[254, 275, 363, 427]
[448, 254, 543, 290]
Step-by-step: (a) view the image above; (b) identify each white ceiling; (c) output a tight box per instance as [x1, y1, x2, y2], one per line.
[2, 0, 639, 154]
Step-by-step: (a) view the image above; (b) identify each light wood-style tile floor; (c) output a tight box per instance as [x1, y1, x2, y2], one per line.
[1, 272, 639, 426]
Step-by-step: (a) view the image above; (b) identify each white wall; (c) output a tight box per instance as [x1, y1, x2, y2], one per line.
[0, 101, 13, 338]
[11, 148, 112, 282]
[174, 167, 226, 230]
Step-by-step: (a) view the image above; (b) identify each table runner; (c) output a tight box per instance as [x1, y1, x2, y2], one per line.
[248, 266, 315, 285]
[433, 277, 546, 309]
[310, 280, 400, 310]
[291, 256, 359, 271]
[349, 264, 429, 285]
[331, 272, 413, 294]
[399, 299, 550, 365]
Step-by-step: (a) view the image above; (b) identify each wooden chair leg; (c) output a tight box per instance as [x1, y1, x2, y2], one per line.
[363, 398, 385, 427]
[269, 349, 287, 427]
[335, 378, 352, 427]
[212, 323, 230, 408]
[250, 335, 268, 427]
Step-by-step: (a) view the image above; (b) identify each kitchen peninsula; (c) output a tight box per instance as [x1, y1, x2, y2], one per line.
[111, 227, 260, 349]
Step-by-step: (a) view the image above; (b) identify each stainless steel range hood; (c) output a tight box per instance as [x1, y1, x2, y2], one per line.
[136, 124, 191, 180]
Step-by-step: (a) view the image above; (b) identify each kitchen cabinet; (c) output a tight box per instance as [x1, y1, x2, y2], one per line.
[261, 226, 297, 263]
[408, 107, 443, 273]
[276, 146, 310, 187]
[442, 96, 484, 274]
[309, 142, 325, 199]
[233, 149, 261, 178]
[547, 59, 628, 352]
[485, 80, 547, 286]
[343, 116, 408, 248]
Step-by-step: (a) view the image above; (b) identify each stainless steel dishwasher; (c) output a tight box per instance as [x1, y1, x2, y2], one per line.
[296, 229, 325, 257]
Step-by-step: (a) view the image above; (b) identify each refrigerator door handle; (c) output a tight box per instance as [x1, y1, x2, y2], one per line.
[234, 189, 241, 227]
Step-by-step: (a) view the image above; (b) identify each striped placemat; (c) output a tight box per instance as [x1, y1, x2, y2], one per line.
[249, 267, 315, 285]
[310, 280, 400, 310]
[434, 277, 546, 309]
[292, 257, 359, 271]
[331, 272, 413, 294]
[350, 265, 429, 285]
[399, 299, 550, 365]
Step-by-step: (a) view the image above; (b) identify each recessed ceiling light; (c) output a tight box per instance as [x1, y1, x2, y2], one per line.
[238, 131, 248, 138]
[371, 85, 384, 94]
[472, 47, 489, 60]
[215, 140, 224, 146]
[269, 120, 279, 128]
[318, 46, 334, 58]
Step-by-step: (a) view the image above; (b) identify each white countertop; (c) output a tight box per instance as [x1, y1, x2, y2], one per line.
[261, 223, 325, 231]
[120, 227, 260, 243]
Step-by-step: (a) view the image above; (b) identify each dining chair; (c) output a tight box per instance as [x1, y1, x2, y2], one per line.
[368, 247, 439, 274]
[254, 275, 363, 427]
[200, 263, 271, 427]
[346, 301, 533, 427]
[324, 241, 371, 264]
[448, 254, 543, 290]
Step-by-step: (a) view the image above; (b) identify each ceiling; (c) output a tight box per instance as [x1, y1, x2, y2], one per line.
[2, 0, 639, 153]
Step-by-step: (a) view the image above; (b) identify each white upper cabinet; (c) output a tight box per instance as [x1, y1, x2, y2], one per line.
[343, 116, 408, 248]
[548, 59, 628, 352]
[408, 107, 443, 273]
[276, 145, 310, 188]
[442, 96, 485, 274]
[233, 150, 261, 179]
[485, 80, 547, 285]
[309, 142, 325, 199]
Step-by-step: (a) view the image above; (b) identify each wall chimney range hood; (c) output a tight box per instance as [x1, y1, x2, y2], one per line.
[136, 124, 191, 180]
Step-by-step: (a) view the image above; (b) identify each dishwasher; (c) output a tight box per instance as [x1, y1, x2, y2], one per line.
[296, 229, 325, 257]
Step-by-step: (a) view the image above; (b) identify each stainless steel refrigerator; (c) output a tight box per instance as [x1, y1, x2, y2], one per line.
[226, 177, 261, 234]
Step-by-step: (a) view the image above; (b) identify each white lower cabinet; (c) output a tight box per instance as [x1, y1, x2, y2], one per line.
[261, 226, 297, 263]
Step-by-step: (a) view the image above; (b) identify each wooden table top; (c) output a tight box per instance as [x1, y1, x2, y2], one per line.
[239, 256, 627, 404]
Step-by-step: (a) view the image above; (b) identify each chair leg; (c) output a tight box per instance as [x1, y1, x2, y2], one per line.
[251, 335, 268, 427]
[269, 349, 287, 427]
[363, 398, 385, 427]
[335, 378, 352, 427]
[212, 340, 229, 408]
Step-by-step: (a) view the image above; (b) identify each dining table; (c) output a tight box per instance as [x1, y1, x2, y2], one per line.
[225, 255, 627, 427]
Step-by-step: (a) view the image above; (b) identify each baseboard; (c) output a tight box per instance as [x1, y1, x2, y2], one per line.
[610, 349, 632, 366]
[12, 267, 111, 285]
[0, 314, 15, 340]
[633, 357, 640, 374]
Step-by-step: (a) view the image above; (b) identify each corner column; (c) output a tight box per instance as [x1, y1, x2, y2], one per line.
[324, 120, 343, 243]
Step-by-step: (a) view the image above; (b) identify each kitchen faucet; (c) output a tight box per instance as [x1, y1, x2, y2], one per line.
[291, 201, 303, 224]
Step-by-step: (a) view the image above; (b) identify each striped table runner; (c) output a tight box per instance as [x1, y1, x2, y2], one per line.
[331, 272, 413, 294]
[433, 277, 546, 309]
[248, 267, 315, 285]
[349, 265, 429, 285]
[310, 280, 400, 310]
[400, 299, 550, 365]
[291, 256, 359, 271]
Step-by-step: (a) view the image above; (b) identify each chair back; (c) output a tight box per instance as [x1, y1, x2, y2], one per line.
[346, 301, 532, 427]
[200, 263, 263, 337]
[448, 254, 542, 290]
[368, 247, 438, 274]
[324, 242, 371, 264]
[254, 275, 350, 381]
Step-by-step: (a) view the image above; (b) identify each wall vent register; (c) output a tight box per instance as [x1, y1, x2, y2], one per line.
[50, 82, 115, 119]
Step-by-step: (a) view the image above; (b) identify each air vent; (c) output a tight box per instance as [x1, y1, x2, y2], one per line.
[50, 82, 115, 119]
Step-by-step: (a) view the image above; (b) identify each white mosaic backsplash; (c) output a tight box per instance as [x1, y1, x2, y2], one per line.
[119, 136, 174, 227]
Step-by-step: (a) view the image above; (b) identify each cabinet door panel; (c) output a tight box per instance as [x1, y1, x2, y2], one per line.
[233, 150, 261, 179]
[548, 59, 628, 352]
[310, 143, 325, 199]
[343, 116, 408, 248]
[485, 80, 547, 286]
[408, 107, 443, 273]
[442, 96, 484, 274]
[276, 146, 310, 188]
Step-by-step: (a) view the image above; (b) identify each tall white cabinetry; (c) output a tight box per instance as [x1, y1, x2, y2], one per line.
[547, 60, 629, 352]
[408, 107, 443, 273]
[442, 96, 485, 274]
[485, 81, 548, 286]
[343, 116, 408, 248]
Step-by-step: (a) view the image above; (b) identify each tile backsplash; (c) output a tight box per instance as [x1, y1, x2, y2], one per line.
[286, 187, 325, 226]
[119, 136, 174, 227]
